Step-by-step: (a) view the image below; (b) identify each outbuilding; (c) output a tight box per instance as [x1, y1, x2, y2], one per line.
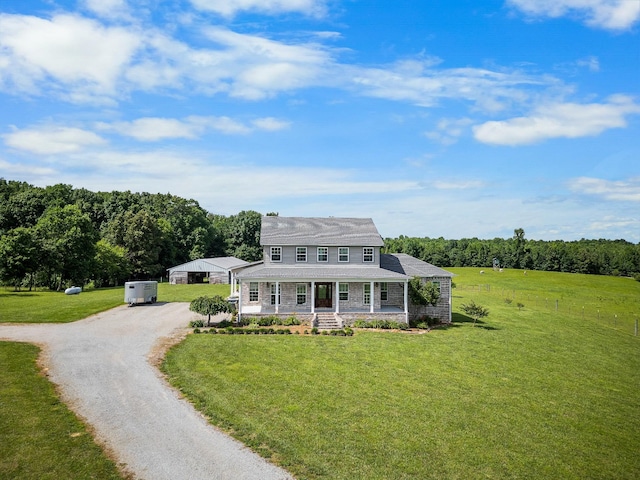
[167, 257, 248, 285]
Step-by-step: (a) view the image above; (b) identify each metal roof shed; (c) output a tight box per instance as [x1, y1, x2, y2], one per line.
[167, 257, 248, 284]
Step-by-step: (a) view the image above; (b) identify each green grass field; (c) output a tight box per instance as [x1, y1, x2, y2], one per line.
[0, 342, 125, 479]
[0, 282, 230, 323]
[163, 269, 640, 479]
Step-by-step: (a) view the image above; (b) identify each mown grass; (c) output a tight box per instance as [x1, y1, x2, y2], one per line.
[0, 283, 230, 323]
[163, 269, 640, 479]
[0, 341, 125, 479]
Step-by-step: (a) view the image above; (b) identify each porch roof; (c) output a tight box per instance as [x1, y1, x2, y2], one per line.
[380, 253, 454, 278]
[236, 264, 410, 282]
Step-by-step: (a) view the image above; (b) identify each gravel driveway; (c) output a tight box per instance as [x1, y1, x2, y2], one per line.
[0, 302, 293, 480]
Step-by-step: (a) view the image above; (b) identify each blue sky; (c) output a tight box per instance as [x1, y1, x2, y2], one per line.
[1, 0, 639, 241]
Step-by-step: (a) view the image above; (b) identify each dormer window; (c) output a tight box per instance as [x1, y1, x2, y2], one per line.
[363, 247, 374, 263]
[271, 246, 282, 262]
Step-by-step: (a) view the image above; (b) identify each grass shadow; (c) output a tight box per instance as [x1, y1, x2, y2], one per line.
[450, 312, 499, 330]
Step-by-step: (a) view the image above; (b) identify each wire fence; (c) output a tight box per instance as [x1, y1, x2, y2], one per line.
[457, 284, 639, 337]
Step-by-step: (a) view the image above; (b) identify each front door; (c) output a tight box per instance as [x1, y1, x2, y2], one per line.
[315, 283, 332, 308]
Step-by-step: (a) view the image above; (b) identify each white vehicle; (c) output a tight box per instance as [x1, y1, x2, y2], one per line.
[124, 281, 158, 306]
[64, 286, 82, 295]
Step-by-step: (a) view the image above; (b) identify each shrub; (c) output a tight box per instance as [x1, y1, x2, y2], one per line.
[283, 316, 301, 326]
[311, 327, 319, 335]
[343, 327, 354, 336]
[193, 328, 201, 334]
[189, 319, 204, 328]
[353, 320, 368, 328]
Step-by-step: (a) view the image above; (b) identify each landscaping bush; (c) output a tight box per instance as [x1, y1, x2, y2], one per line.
[189, 319, 204, 328]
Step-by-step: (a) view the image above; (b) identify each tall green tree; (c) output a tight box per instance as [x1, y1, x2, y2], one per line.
[34, 205, 98, 290]
[0, 227, 40, 290]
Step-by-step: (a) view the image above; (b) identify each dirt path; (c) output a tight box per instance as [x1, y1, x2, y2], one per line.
[0, 303, 293, 480]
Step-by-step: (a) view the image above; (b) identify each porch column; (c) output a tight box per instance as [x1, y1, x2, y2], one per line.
[335, 281, 340, 314]
[311, 281, 315, 314]
[404, 280, 409, 324]
[275, 281, 280, 314]
[238, 280, 243, 322]
[370, 281, 374, 314]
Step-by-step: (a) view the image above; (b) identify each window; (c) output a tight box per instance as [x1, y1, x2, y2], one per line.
[380, 282, 388, 301]
[249, 282, 259, 302]
[338, 247, 349, 262]
[296, 247, 307, 262]
[363, 247, 374, 263]
[363, 283, 371, 305]
[339, 283, 349, 301]
[270, 246, 282, 262]
[270, 283, 280, 305]
[317, 247, 328, 262]
[432, 281, 441, 296]
[296, 284, 307, 305]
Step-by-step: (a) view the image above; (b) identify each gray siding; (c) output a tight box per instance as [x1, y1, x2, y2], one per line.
[264, 245, 380, 266]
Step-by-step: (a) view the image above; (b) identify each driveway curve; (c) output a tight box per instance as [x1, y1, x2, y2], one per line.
[0, 303, 293, 480]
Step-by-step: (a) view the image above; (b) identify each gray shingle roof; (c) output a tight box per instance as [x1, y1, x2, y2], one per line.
[380, 253, 454, 278]
[236, 264, 409, 281]
[260, 216, 384, 246]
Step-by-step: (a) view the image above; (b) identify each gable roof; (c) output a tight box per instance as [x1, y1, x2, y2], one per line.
[167, 257, 248, 273]
[260, 216, 384, 247]
[380, 253, 454, 278]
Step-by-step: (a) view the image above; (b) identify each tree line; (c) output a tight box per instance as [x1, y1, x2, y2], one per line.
[0, 179, 264, 290]
[383, 228, 640, 278]
[2, 179, 639, 290]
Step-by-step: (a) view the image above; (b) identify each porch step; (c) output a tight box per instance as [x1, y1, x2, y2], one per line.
[315, 313, 343, 330]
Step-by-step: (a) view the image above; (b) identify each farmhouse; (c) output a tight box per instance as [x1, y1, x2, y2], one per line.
[234, 217, 453, 327]
[168, 257, 248, 285]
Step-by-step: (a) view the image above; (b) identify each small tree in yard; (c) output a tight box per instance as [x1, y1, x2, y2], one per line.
[189, 295, 229, 326]
[460, 300, 489, 327]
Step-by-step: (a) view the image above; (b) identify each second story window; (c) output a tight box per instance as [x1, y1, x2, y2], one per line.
[271, 246, 282, 262]
[296, 247, 307, 262]
[363, 247, 374, 263]
[317, 247, 328, 262]
[338, 247, 349, 262]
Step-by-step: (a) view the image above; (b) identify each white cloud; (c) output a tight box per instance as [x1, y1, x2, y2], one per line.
[0, 14, 140, 99]
[252, 117, 291, 131]
[0, 159, 57, 176]
[567, 176, 640, 201]
[507, 0, 640, 31]
[189, 0, 326, 18]
[473, 95, 640, 145]
[97, 115, 290, 141]
[424, 117, 473, 145]
[3, 126, 106, 154]
[82, 0, 131, 19]
[349, 60, 555, 112]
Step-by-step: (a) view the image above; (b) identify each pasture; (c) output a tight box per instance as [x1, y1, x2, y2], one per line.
[163, 269, 640, 479]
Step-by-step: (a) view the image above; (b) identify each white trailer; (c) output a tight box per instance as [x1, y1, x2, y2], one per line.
[124, 281, 158, 306]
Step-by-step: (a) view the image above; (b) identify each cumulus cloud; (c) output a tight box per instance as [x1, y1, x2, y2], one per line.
[0, 13, 140, 100]
[507, 0, 640, 31]
[473, 95, 640, 145]
[189, 0, 327, 18]
[567, 176, 640, 201]
[3, 126, 106, 154]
